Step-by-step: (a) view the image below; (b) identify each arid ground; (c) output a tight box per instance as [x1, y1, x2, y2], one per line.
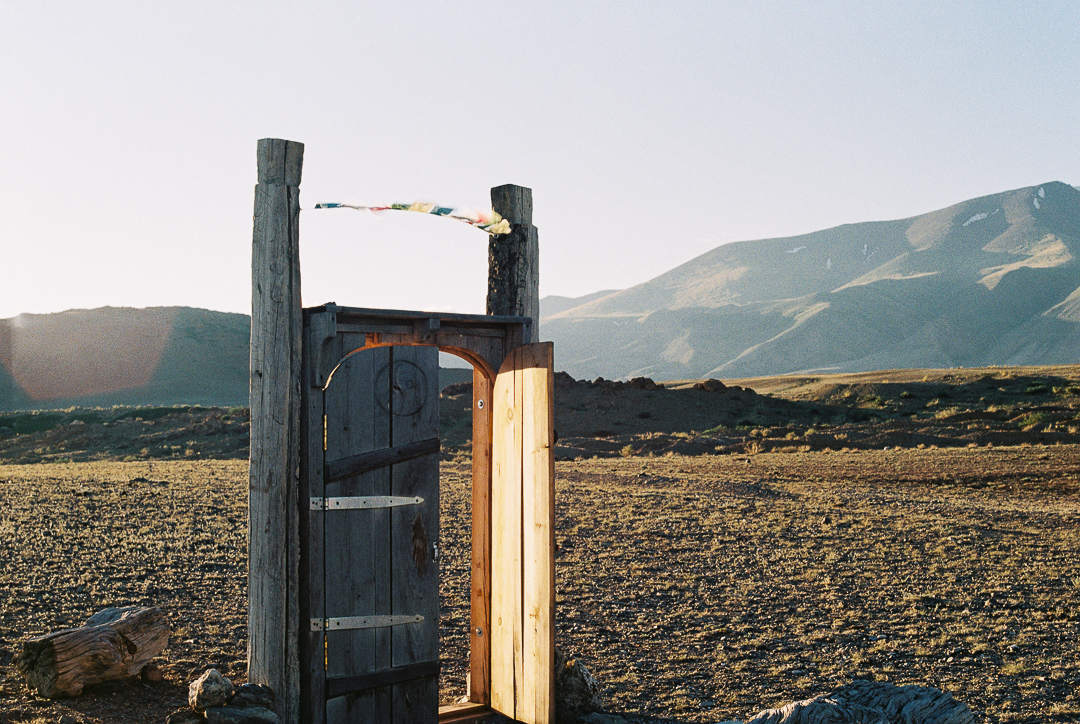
[2, 367, 1080, 723]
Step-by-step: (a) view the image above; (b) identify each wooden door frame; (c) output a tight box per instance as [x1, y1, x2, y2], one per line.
[299, 305, 536, 723]
[250, 137, 549, 723]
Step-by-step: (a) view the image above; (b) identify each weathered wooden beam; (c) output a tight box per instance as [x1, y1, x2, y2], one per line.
[488, 185, 539, 344]
[16, 607, 170, 698]
[250, 137, 304, 722]
[325, 437, 441, 482]
[327, 660, 441, 699]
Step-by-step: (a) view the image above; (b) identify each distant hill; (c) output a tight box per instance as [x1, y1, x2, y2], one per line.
[0, 307, 472, 411]
[4, 182, 1078, 408]
[542, 181, 1080, 380]
[0, 307, 250, 410]
[540, 290, 621, 318]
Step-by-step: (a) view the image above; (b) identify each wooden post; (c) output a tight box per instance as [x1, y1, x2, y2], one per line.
[469, 367, 493, 706]
[250, 137, 304, 721]
[488, 185, 539, 343]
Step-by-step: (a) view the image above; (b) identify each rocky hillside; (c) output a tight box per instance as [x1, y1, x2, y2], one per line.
[543, 181, 1080, 380]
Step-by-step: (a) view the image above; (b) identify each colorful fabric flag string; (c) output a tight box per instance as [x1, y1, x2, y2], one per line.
[311, 201, 512, 235]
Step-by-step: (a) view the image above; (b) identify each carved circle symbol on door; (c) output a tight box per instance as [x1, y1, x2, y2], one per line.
[375, 360, 428, 416]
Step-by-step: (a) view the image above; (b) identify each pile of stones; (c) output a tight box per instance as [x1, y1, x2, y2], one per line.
[166, 669, 278, 724]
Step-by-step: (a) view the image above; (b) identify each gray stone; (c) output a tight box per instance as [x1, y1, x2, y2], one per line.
[745, 680, 975, 724]
[229, 683, 275, 709]
[555, 647, 603, 724]
[204, 706, 280, 724]
[189, 668, 235, 712]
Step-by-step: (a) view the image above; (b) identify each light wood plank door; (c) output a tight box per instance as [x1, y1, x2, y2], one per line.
[490, 342, 555, 724]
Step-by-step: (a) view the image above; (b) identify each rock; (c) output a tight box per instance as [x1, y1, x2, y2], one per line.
[229, 683, 276, 709]
[204, 706, 280, 724]
[189, 668, 235, 712]
[694, 378, 727, 392]
[555, 647, 603, 724]
[166, 710, 205, 724]
[745, 679, 975, 724]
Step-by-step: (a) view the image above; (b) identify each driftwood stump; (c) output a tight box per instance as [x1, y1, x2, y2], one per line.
[16, 606, 170, 698]
[746, 680, 975, 724]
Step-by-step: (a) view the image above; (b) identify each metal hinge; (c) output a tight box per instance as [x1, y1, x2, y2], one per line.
[309, 496, 423, 511]
[310, 615, 424, 632]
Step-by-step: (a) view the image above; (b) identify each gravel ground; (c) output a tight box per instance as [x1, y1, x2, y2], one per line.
[2, 446, 1079, 723]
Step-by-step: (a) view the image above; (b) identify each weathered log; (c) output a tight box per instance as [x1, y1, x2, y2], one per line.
[746, 679, 975, 724]
[16, 606, 170, 698]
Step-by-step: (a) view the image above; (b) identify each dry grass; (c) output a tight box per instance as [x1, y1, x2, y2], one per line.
[1, 446, 1079, 723]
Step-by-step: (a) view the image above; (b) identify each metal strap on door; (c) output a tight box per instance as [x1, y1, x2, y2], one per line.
[310, 435, 440, 634]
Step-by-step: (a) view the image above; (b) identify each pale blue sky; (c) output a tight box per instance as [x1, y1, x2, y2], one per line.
[2, 1, 1077, 319]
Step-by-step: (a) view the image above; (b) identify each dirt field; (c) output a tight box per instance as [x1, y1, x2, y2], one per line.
[2, 445, 1079, 723]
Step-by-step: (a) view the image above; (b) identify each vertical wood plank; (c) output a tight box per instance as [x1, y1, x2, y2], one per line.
[324, 347, 391, 724]
[468, 368, 493, 706]
[488, 185, 539, 344]
[489, 347, 523, 719]
[390, 346, 440, 724]
[299, 312, 335, 724]
[250, 137, 303, 723]
[519, 343, 556, 724]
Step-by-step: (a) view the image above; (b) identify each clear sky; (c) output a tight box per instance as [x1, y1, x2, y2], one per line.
[2, 1, 1077, 320]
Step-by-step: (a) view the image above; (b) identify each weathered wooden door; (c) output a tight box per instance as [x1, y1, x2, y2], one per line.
[315, 344, 440, 724]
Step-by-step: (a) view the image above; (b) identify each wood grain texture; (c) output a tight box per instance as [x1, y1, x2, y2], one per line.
[518, 343, 555, 724]
[250, 137, 304, 723]
[490, 185, 532, 225]
[489, 347, 524, 719]
[17, 607, 170, 698]
[326, 437, 440, 482]
[468, 368, 493, 706]
[488, 344, 556, 724]
[324, 346, 391, 724]
[390, 346, 440, 724]
[488, 185, 539, 344]
[300, 314, 328, 724]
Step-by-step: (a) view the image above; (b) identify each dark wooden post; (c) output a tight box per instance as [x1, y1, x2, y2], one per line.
[249, 137, 304, 721]
[488, 185, 539, 343]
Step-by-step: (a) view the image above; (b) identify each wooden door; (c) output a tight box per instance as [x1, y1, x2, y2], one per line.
[490, 342, 556, 724]
[318, 345, 440, 724]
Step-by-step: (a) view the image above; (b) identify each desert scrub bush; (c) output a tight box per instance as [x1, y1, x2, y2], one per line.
[900, 390, 913, 398]
[619, 445, 634, 458]
[1016, 412, 1053, 428]
[1024, 382, 1048, 395]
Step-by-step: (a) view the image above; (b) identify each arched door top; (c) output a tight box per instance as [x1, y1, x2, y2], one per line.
[306, 304, 532, 389]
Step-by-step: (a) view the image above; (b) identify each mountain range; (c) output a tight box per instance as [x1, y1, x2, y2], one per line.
[543, 181, 1080, 380]
[2, 181, 1078, 409]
